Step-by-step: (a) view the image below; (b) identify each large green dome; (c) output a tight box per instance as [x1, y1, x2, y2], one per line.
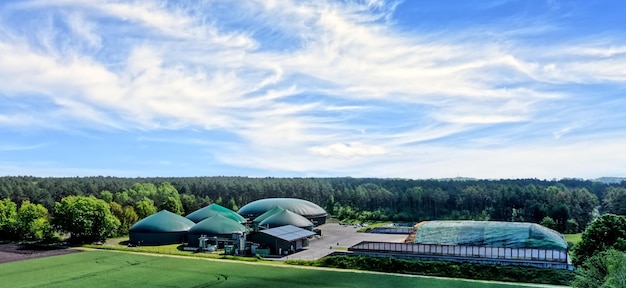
[238, 198, 327, 219]
[129, 210, 195, 233]
[186, 203, 246, 223]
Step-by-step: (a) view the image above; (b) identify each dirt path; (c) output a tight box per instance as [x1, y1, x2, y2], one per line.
[0, 243, 80, 264]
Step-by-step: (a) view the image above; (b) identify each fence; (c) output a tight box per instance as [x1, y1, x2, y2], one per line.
[348, 241, 571, 269]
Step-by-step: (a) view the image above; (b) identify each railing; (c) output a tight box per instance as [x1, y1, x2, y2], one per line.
[348, 241, 568, 263]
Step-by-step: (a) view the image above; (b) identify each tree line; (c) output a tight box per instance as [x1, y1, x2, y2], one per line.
[1, 176, 625, 243]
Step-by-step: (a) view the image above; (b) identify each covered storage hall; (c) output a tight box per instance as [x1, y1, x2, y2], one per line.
[129, 210, 195, 245]
[250, 225, 316, 255]
[349, 220, 571, 269]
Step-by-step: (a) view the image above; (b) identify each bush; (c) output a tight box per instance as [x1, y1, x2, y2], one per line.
[288, 255, 575, 286]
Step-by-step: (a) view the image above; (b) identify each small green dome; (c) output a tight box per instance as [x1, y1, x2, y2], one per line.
[259, 210, 314, 229]
[186, 203, 246, 223]
[253, 206, 285, 224]
[188, 215, 246, 235]
[130, 210, 195, 233]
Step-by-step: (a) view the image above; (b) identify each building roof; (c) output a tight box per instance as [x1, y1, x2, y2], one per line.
[188, 214, 246, 235]
[259, 225, 316, 242]
[413, 220, 568, 250]
[253, 206, 285, 224]
[186, 203, 246, 223]
[259, 210, 314, 229]
[238, 198, 328, 218]
[129, 210, 195, 233]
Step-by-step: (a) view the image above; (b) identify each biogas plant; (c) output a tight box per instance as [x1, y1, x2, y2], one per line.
[130, 198, 327, 256]
[128, 197, 571, 269]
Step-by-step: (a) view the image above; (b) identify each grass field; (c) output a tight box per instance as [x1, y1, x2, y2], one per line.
[564, 233, 582, 245]
[0, 250, 543, 288]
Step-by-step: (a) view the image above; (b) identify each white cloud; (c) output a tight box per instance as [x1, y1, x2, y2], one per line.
[1, 0, 625, 178]
[309, 142, 387, 158]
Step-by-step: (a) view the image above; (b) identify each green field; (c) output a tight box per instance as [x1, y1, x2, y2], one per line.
[564, 233, 582, 245]
[0, 250, 541, 288]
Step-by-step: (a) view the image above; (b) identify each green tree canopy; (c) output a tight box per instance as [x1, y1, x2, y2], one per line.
[573, 214, 626, 266]
[572, 249, 626, 288]
[540, 216, 557, 230]
[603, 187, 626, 215]
[134, 198, 157, 219]
[109, 202, 138, 236]
[53, 196, 120, 243]
[16, 200, 51, 241]
[0, 198, 17, 239]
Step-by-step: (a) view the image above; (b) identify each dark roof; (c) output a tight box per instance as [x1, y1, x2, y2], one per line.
[259, 210, 314, 229]
[186, 203, 246, 223]
[238, 198, 327, 218]
[129, 210, 195, 233]
[260, 225, 316, 242]
[188, 214, 246, 235]
[253, 206, 285, 223]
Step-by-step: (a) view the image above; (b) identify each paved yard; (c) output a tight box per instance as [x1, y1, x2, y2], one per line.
[283, 223, 408, 260]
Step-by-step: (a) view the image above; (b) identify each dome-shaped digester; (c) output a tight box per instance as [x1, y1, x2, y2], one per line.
[253, 206, 286, 224]
[252, 206, 285, 232]
[238, 198, 327, 225]
[129, 210, 195, 245]
[258, 210, 314, 230]
[187, 215, 247, 247]
[186, 203, 246, 223]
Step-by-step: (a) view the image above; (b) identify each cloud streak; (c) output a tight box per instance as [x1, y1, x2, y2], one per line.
[0, 0, 624, 178]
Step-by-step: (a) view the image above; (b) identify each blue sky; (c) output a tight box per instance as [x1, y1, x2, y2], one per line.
[1, 0, 625, 179]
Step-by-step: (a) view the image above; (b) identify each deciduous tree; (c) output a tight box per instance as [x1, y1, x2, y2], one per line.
[573, 214, 626, 266]
[53, 196, 120, 243]
[16, 200, 52, 241]
[0, 198, 17, 239]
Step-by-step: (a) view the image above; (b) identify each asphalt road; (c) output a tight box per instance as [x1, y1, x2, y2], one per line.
[283, 223, 408, 260]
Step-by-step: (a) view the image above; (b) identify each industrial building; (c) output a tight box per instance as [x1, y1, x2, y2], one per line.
[129, 210, 195, 245]
[250, 225, 316, 255]
[187, 214, 247, 247]
[238, 198, 328, 225]
[127, 198, 329, 256]
[349, 220, 571, 269]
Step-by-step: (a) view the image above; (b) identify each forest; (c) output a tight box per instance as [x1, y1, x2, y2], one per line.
[1, 176, 625, 243]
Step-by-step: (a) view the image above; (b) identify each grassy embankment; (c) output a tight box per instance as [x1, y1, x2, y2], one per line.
[564, 233, 582, 245]
[0, 250, 546, 288]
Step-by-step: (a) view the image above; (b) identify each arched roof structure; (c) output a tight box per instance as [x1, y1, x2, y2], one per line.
[186, 203, 246, 223]
[238, 198, 327, 219]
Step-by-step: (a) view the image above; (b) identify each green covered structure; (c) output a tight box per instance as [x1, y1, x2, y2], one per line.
[258, 210, 314, 230]
[252, 206, 285, 231]
[187, 215, 247, 247]
[129, 210, 195, 245]
[413, 220, 567, 250]
[238, 198, 328, 226]
[186, 203, 246, 223]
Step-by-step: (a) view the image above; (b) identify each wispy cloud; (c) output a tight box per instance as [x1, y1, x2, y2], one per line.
[0, 0, 624, 178]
